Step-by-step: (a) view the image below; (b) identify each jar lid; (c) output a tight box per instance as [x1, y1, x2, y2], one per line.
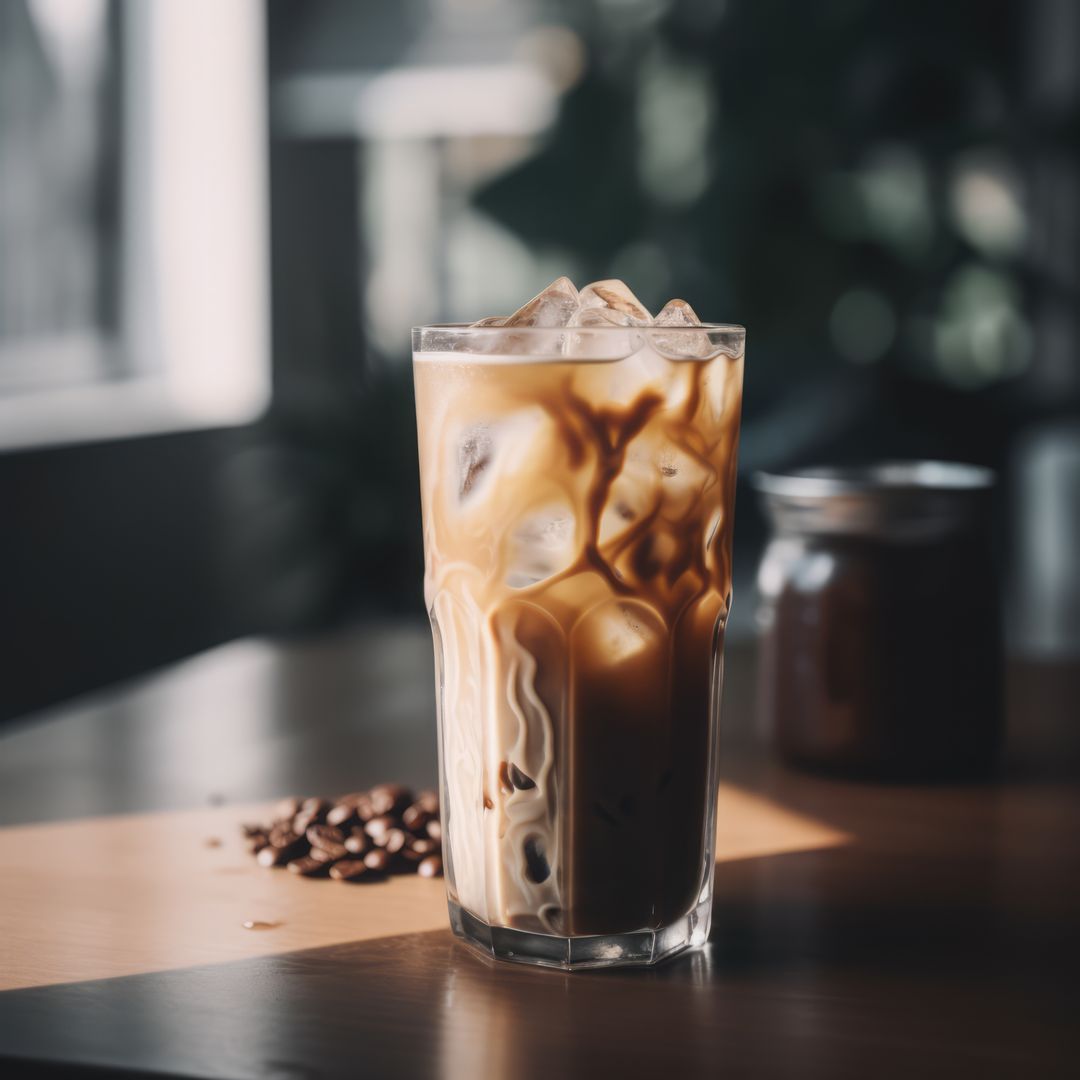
[754, 461, 995, 541]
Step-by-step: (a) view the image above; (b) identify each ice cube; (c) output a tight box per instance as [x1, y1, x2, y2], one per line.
[458, 424, 493, 500]
[654, 299, 701, 327]
[507, 505, 576, 588]
[654, 440, 717, 519]
[576, 280, 652, 325]
[468, 278, 577, 355]
[652, 298, 715, 359]
[574, 599, 665, 665]
[505, 276, 579, 328]
[570, 305, 634, 328]
[620, 429, 717, 520]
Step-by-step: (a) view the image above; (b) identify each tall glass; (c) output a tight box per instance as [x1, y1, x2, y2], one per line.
[412, 321, 744, 969]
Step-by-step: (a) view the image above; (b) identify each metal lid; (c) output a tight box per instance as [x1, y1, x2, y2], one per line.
[753, 461, 995, 541]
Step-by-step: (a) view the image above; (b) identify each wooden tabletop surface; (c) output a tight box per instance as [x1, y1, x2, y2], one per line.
[1, 622, 1078, 1079]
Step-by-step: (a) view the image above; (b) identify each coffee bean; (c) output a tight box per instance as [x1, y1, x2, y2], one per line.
[483, 792, 494, 811]
[257, 845, 290, 868]
[243, 783, 441, 882]
[508, 764, 536, 790]
[268, 824, 299, 849]
[418, 855, 443, 878]
[364, 814, 398, 844]
[353, 794, 376, 822]
[329, 859, 375, 882]
[363, 848, 390, 873]
[383, 828, 408, 854]
[326, 803, 358, 829]
[344, 829, 370, 856]
[306, 826, 346, 857]
[369, 784, 413, 817]
[302, 797, 331, 819]
[287, 856, 330, 877]
[306, 824, 345, 850]
[265, 827, 307, 865]
[402, 805, 433, 833]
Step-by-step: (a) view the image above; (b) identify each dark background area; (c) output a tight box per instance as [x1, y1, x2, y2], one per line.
[2, 0, 1078, 724]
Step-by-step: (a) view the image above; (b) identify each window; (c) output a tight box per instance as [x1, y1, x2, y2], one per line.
[0, 0, 270, 450]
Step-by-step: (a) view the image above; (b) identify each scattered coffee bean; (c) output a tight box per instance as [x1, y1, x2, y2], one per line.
[363, 848, 391, 873]
[287, 856, 330, 877]
[329, 860, 374, 882]
[369, 784, 413, 817]
[402, 805, 433, 833]
[483, 792, 494, 811]
[241, 784, 443, 884]
[364, 814, 398, 844]
[306, 824, 346, 851]
[302, 797, 331, 819]
[508, 764, 536, 790]
[257, 845, 290, 868]
[268, 824, 299, 849]
[266, 826, 306, 861]
[326, 803, 358, 829]
[383, 828, 408, 854]
[344, 829, 370, 856]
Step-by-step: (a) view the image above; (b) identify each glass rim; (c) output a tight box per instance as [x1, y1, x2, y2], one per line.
[413, 321, 746, 334]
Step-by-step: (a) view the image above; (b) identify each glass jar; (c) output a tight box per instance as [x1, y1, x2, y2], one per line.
[755, 462, 1002, 780]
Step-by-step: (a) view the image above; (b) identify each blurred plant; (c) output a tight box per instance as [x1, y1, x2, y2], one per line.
[475, 0, 1035, 403]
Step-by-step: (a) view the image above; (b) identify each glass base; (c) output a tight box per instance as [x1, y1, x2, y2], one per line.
[447, 895, 713, 971]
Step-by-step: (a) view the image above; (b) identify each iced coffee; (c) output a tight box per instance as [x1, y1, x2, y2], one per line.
[413, 278, 744, 968]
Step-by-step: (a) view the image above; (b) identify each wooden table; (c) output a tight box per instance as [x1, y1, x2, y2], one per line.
[1, 623, 1078, 1078]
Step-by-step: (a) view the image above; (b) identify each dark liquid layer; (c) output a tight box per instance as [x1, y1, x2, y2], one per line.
[562, 611, 722, 935]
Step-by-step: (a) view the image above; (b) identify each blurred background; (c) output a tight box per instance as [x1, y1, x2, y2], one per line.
[2, 0, 1078, 725]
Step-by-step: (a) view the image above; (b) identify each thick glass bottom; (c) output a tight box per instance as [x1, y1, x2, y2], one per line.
[448, 894, 713, 971]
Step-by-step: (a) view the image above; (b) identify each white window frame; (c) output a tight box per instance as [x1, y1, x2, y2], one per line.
[0, 0, 270, 451]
